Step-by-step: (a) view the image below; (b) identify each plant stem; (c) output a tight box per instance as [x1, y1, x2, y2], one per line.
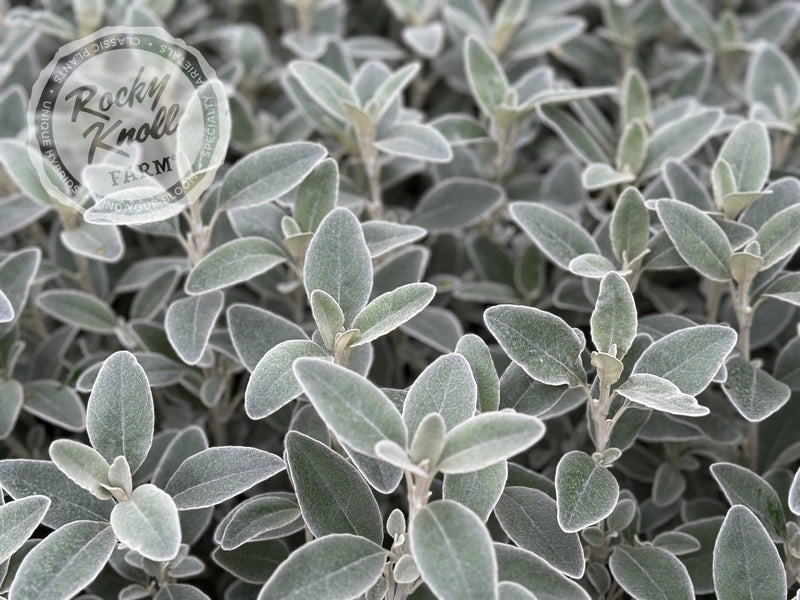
[706, 280, 723, 323]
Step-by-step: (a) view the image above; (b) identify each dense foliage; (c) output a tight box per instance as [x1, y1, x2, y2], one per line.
[2, 0, 800, 598]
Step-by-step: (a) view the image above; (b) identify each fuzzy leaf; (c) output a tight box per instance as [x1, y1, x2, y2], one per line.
[49, 440, 111, 500]
[662, 0, 718, 51]
[713, 506, 786, 600]
[288, 62, 358, 122]
[495, 487, 584, 578]
[220, 142, 327, 210]
[611, 187, 649, 265]
[245, 340, 330, 420]
[754, 203, 800, 269]
[616, 374, 709, 417]
[8, 520, 116, 600]
[510, 202, 599, 271]
[438, 412, 545, 474]
[228, 304, 308, 371]
[656, 199, 731, 281]
[257, 534, 387, 600]
[165, 447, 286, 510]
[362, 221, 426, 258]
[86, 351, 154, 474]
[456, 334, 500, 413]
[110, 484, 180, 562]
[632, 325, 737, 395]
[591, 272, 637, 358]
[640, 109, 723, 178]
[165, 291, 224, 365]
[443, 462, 507, 522]
[294, 158, 338, 233]
[0, 495, 49, 564]
[37, 290, 116, 333]
[293, 358, 407, 457]
[710, 462, 786, 540]
[285, 432, 383, 544]
[555, 451, 619, 533]
[464, 36, 508, 117]
[375, 123, 452, 163]
[485, 304, 586, 388]
[408, 178, 505, 231]
[352, 282, 436, 346]
[609, 545, 695, 600]
[718, 121, 770, 192]
[581, 163, 635, 190]
[304, 208, 372, 326]
[402, 353, 477, 439]
[722, 357, 791, 422]
[495, 543, 592, 600]
[410, 500, 497, 600]
[185, 238, 286, 294]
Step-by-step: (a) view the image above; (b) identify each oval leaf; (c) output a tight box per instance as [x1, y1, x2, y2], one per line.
[555, 451, 619, 533]
[185, 237, 286, 294]
[37, 290, 116, 333]
[0, 495, 50, 564]
[110, 484, 180, 562]
[609, 545, 695, 600]
[165, 291, 224, 365]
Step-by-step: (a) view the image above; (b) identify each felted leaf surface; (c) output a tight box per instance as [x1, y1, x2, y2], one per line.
[555, 451, 619, 533]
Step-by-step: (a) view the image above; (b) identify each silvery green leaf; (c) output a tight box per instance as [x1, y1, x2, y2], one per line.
[0, 495, 49, 564]
[403, 23, 445, 57]
[87, 351, 154, 474]
[640, 109, 723, 178]
[294, 158, 338, 233]
[400, 306, 464, 353]
[408, 413, 447, 468]
[652, 463, 687, 507]
[60, 222, 124, 264]
[652, 531, 701, 555]
[0, 380, 22, 440]
[213, 539, 288, 584]
[611, 187, 649, 265]
[632, 325, 737, 395]
[0, 140, 59, 208]
[616, 120, 647, 175]
[713, 506, 786, 600]
[310, 289, 344, 351]
[110, 484, 180, 562]
[497, 581, 537, 600]
[591, 272, 637, 358]
[661, 0, 717, 51]
[506, 16, 585, 60]
[754, 203, 800, 269]
[343, 444, 404, 495]
[288, 61, 359, 122]
[663, 159, 714, 211]
[351, 282, 436, 346]
[227, 304, 308, 372]
[718, 121, 770, 193]
[219, 495, 301, 550]
[568, 254, 617, 279]
[402, 353, 477, 438]
[495, 543, 592, 600]
[747, 3, 800, 45]
[581, 163, 635, 190]
[165, 291, 224, 365]
[656, 199, 731, 281]
[410, 500, 497, 600]
[456, 334, 500, 413]
[609, 545, 695, 600]
[49, 439, 111, 500]
[152, 426, 209, 490]
[485, 304, 587, 388]
[366, 62, 420, 121]
[165, 447, 285, 510]
[0, 194, 49, 239]
[620, 69, 651, 127]
[746, 44, 799, 118]
[9, 521, 115, 600]
[285, 432, 382, 544]
[362, 222, 426, 258]
[555, 450, 619, 533]
[495, 487, 584, 578]
[0, 86, 25, 137]
[0, 460, 113, 528]
[438, 412, 545, 474]
[220, 142, 327, 210]
[245, 340, 329, 419]
[538, 106, 610, 164]
[304, 208, 372, 326]
[616, 374, 709, 417]
[722, 356, 791, 422]
[185, 238, 286, 295]
[510, 202, 599, 271]
[710, 462, 786, 540]
[464, 36, 508, 118]
[257, 534, 387, 600]
[153, 585, 210, 600]
[408, 178, 505, 231]
[37, 290, 116, 334]
[499, 364, 568, 416]
[789, 467, 800, 515]
[431, 113, 489, 146]
[443, 461, 506, 522]
[293, 358, 407, 457]
[375, 122, 452, 163]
